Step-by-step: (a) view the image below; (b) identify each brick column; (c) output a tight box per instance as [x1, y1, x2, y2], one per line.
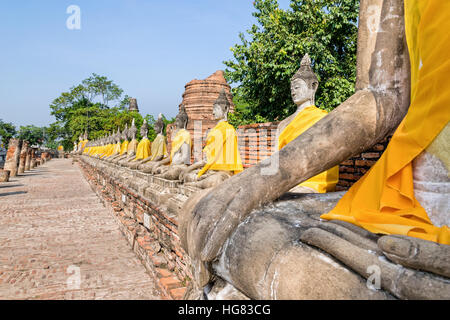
[25, 147, 32, 171]
[30, 148, 37, 168]
[18, 141, 29, 174]
[3, 139, 21, 177]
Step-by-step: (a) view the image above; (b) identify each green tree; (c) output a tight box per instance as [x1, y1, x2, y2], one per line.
[0, 119, 17, 149]
[224, 0, 359, 121]
[49, 74, 140, 150]
[17, 125, 46, 146]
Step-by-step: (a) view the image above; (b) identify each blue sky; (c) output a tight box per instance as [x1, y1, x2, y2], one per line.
[0, 0, 291, 128]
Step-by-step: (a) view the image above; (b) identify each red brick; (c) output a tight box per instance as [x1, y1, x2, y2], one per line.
[339, 166, 355, 173]
[372, 144, 385, 151]
[156, 268, 172, 278]
[170, 287, 187, 300]
[160, 276, 182, 291]
[361, 152, 380, 159]
[355, 160, 377, 167]
[340, 160, 354, 166]
[151, 254, 166, 267]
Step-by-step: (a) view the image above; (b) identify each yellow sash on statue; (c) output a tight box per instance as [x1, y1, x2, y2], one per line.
[321, 0, 450, 245]
[135, 138, 151, 160]
[112, 142, 121, 155]
[198, 121, 243, 178]
[120, 140, 129, 155]
[127, 139, 138, 156]
[150, 134, 168, 161]
[100, 144, 112, 158]
[170, 129, 191, 163]
[278, 106, 339, 193]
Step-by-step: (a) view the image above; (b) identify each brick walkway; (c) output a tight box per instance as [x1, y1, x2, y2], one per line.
[0, 159, 161, 300]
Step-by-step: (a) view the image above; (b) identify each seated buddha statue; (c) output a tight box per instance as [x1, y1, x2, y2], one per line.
[179, 0, 450, 300]
[118, 119, 139, 166]
[127, 119, 152, 169]
[104, 128, 122, 161]
[180, 89, 243, 189]
[138, 114, 169, 173]
[152, 105, 192, 179]
[276, 54, 339, 194]
[108, 124, 129, 163]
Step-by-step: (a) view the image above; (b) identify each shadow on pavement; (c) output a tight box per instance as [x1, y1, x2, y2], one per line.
[0, 184, 24, 189]
[0, 191, 28, 197]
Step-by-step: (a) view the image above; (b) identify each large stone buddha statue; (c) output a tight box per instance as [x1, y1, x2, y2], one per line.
[179, 0, 450, 300]
[180, 89, 243, 189]
[138, 114, 169, 173]
[152, 105, 192, 179]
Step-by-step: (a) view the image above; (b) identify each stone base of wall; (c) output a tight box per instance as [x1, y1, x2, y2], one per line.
[78, 158, 191, 300]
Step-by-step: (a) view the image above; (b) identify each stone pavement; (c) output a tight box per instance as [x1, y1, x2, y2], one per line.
[0, 159, 161, 300]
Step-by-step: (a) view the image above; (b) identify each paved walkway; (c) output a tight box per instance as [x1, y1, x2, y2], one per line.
[0, 159, 161, 300]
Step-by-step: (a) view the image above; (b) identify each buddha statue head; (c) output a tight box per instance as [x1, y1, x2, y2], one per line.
[141, 119, 149, 139]
[121, 124, 129, 141]
[154, 113, 165, 135]
[83, 130, 88, 141]
[129, 119, 137, 140]
[291, 53, 319, 106]
[175, 105, 189, 130]
[213, 89, 230, 122]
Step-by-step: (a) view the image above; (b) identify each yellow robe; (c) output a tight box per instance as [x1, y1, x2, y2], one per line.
[100, 144, 114, 158]
[150, 134, 168, 161]
[135, 138, 151, 160]
[120, 140, 129, 155]
[127, 139, 138, 156]
[170, 129, 191, 164]
[278, 106, 339, 193]
[321, 0, 450, 245]
[198, 121, 243, 178]
[112, 142, 121, 156]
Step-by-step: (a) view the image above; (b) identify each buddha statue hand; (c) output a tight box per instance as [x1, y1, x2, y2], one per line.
[180, 170, 257, 263]
[299, 223, 450, 299]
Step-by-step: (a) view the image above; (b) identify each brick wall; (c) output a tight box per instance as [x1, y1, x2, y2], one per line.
[336, 136, 391, 191]
[237, 122, 279, 168]
[79, 161, 190, 300]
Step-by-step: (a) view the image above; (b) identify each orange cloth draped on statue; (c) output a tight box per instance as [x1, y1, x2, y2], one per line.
[321, 0, 450, 245]
[278, 106, 339, 193]
[198, 121, 243, 178]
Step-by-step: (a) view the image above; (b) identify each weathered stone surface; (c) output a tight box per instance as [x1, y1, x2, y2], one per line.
[18, 141, 28, 174]
[25, 148, 32, 171]
[3, 139, 21, 177]
[30, 148, 37, 168]
[0, 169, 10, 182]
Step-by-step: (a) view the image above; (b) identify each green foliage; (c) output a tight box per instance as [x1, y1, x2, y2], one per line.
[228, 89, 270, 128]
[224, 0, 359, 121]
[17, 125, 46, 146]
[48, 74, 156, 151]
[0, 119, 17, 149]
